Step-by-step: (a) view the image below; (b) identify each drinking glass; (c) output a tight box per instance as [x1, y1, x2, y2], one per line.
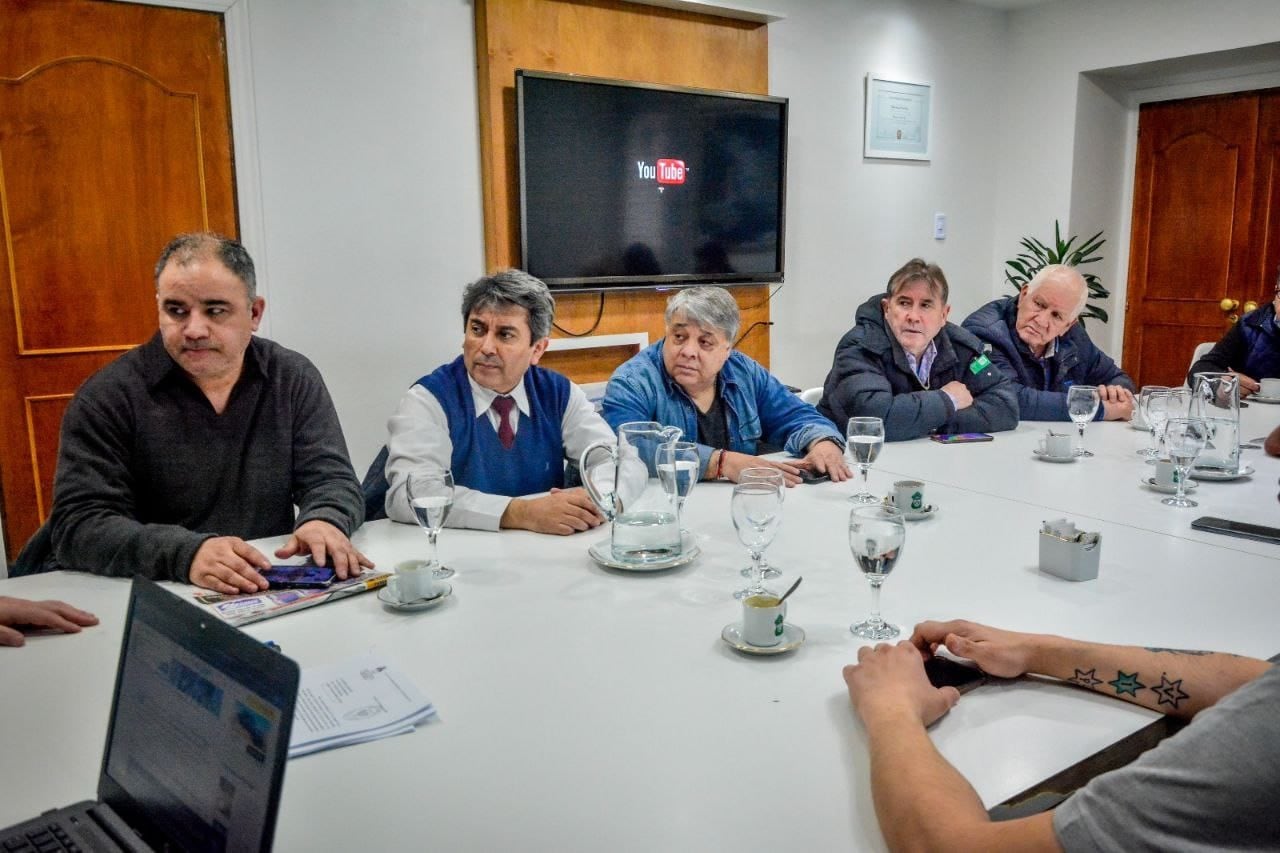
[1164, 387, 1191, 419]
[848, 505, 905, 640]
[845, 416, 884, 503]
[1066, 385, 1101, 457]
[738, 468, 785, 580]
[731, 481, 783, 600]
[1162, 417, 1207, 508]
[406, 471, 455, 578]
[657, 441, 700, 517]
[1137, 385, 1170, 458]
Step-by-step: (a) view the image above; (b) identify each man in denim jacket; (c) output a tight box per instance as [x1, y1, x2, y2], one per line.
[603, 287, 849, 485]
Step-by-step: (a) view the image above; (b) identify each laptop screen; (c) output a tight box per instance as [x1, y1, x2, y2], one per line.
[99, 579, 299, 852]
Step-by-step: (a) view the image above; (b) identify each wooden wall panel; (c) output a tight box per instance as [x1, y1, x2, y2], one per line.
[475, 0, 773, 370]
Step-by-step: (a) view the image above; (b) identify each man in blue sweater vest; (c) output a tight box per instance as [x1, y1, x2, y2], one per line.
[382, 270, 613, 534]
[962, 265, 1134, 422]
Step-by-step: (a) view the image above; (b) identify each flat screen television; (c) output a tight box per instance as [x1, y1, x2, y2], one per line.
[516, 70, 788, 292]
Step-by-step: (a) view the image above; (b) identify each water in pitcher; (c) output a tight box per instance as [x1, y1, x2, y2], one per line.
[1196, 417, 1239, 472]
[611, 511, 681, 562]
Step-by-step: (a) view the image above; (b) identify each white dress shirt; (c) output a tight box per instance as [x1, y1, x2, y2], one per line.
[384, 372, 615, 531]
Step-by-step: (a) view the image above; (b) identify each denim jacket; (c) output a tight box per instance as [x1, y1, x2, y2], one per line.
[602, 342, 843, 477]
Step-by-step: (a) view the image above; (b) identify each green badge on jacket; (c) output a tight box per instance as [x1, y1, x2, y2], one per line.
[969, 354, 991, 375]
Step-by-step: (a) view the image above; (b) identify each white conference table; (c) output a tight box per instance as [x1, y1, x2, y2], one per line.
[3, 406, 1279, 851]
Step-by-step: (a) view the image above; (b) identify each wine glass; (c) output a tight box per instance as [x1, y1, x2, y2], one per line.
[731, 481, 783, 600]
[1066, 385, 1101, 457]
[738, 468, 786, 580]
[848, 504, 905, 640]
[1140, 388, 1171, 459]
[406, 471, 455, 578]
[845, 416, 884, 503]
[657, 441, 700, 518]
[1137, 385, 1170, 458]
[1162, 417, 1207, 508]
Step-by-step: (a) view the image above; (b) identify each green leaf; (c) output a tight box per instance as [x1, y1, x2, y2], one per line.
[1004, 221, 1109, 323]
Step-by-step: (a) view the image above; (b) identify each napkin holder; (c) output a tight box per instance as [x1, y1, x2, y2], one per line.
[1039, 519, 1100, 582]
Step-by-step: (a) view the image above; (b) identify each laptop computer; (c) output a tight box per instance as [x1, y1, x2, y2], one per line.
[1, 577, 300, 852]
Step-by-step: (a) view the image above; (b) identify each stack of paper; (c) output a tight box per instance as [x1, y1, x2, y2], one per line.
[288, 652, 437, 758]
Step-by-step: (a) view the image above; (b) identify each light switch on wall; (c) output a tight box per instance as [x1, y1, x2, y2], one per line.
[933, 212, 947, 240]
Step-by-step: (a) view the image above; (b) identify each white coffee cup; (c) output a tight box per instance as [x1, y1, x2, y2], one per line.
[893, 480, 926, 513]
[392, 559, 439, 603]
[1153, 459, 1180, 488]
[742, 594, 786, 647]
[1039, 431, 1073, 459]
[1260, 378, 1280, 397]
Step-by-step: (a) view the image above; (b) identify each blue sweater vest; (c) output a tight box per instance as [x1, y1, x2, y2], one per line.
[417, 357, 570, 496]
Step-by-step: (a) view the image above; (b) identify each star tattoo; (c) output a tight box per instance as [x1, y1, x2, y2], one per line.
[1068, 668, 1104, 688]
[1108, 671, 1146, 697]
[1150, 673, 1190, 709]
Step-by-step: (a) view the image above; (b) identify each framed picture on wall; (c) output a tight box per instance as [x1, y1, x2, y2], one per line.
[864, 74, 932, 161]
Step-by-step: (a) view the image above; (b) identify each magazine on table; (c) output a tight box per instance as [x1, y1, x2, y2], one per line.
[192, 570, 391, 626]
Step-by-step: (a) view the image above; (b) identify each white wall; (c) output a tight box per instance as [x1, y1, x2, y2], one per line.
[246, 0, 485, 473]
[766, 0, 1008, 388]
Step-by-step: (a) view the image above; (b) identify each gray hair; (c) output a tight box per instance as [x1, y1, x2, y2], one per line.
[461, 269, 555, 342]
[1026, 264, 1088, 318]
[664, 286, 740, 342]
[154, 232, 257, 300]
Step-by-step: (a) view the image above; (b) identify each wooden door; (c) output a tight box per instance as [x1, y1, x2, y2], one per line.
[1252, 91, 1280, 304]
[0, 0, 238, 562]
[1123, 89, 1280, 388]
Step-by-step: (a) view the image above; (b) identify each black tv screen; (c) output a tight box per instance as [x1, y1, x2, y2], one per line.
[516, 70, 788, 291]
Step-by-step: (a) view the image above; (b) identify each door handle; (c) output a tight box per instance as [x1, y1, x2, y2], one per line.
[1220, 297, 1240, 312]
[1243, 300, 1259, 314]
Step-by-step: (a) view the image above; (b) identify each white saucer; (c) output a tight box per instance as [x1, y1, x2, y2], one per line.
[588, 531, 700, 572]
[1032, 448, 1077, 464]
[1247, 394, 1280, 404]
[882, 497, 938, 521]
[721, 623, 805, 655]
[1140, 476, 1199, 495]
[378, 582, 452, 612]
[1189, 464, 1255, 482]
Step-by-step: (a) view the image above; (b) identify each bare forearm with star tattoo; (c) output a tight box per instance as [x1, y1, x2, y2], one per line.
[1047, 640, 1271, 720]
[911, 621, 1273, 722]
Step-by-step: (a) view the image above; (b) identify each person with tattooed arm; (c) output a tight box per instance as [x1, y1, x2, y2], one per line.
[842, 619, 1277, 851]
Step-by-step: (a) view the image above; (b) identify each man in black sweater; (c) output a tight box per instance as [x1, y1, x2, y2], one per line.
[24, 233, 370, 593]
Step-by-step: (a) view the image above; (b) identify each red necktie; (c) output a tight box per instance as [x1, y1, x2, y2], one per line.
[491, 395, 516, 450]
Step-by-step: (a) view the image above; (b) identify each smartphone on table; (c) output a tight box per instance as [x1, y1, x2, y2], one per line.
[930, 433, 994, 444]
[1190, 516, 1280, 545]
[261, 565, 336, 589]
[924, 656, 987, 694]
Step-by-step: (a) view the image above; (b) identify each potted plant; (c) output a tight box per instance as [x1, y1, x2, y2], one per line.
[1005, 221, 1109, 324]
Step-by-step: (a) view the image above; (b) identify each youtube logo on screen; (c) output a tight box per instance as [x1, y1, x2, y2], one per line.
[636, 159, 687, 185]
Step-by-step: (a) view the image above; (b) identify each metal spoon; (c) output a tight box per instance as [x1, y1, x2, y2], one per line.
[777, 575, 803, 605]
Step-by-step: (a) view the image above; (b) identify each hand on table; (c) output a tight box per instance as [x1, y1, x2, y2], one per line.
[502, 487, 605, 535]
[0, 596, 99, 647]
[190, 536, 272, 594]
[276, 519, 374, 577]
[1099, 385, 1135, 421]
[801, 439, 852, 482]
[1231, 370, 1261, 398]
[842, 640, 960, 727]
[909, 619, 1040, 679]
[719, 450, 802, 486]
